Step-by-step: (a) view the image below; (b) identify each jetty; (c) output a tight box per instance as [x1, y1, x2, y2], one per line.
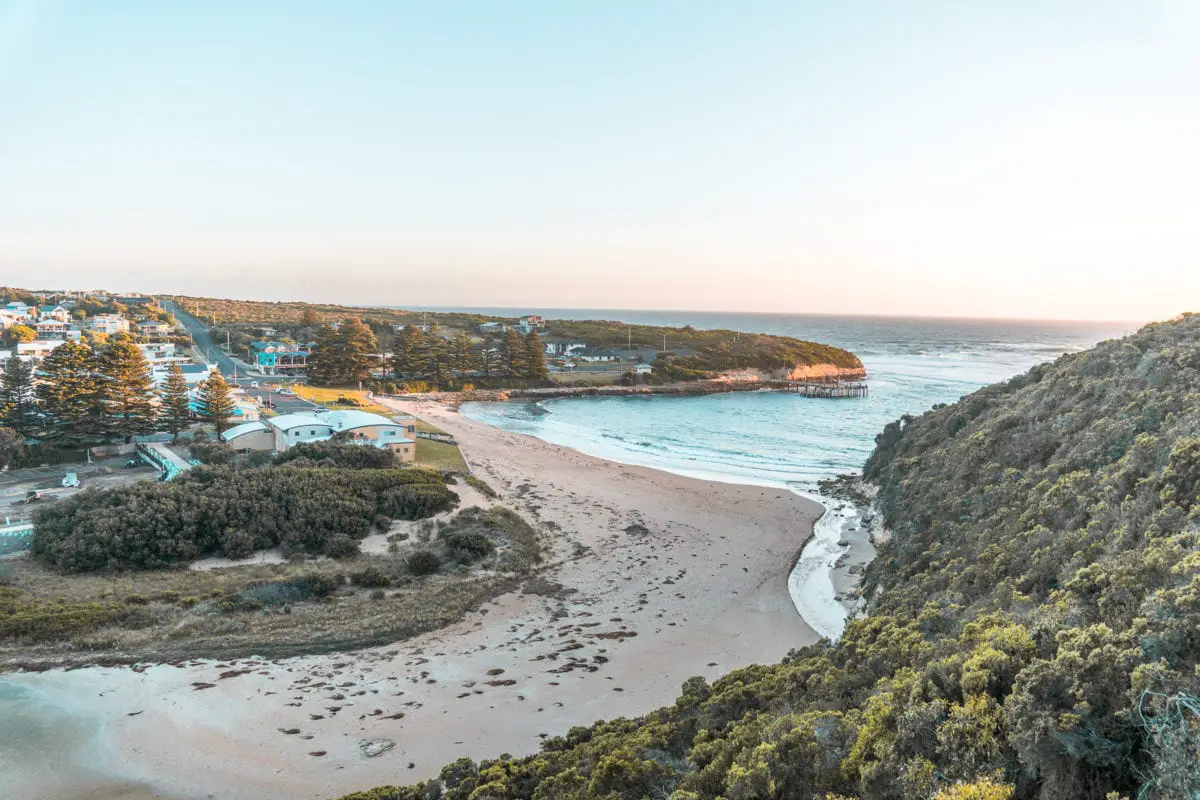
[776, 380, 869, 398]
[491, 377, 869, 401]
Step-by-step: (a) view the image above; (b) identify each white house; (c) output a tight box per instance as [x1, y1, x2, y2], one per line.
[4, 302, 34, 321]
[34, 319, 71, 340]
[223, 409, 417, 460]
[38, 305, 71, 322]
[138, 342, 187, 370]
[543, 339, 587, 357]
[577, 347, 620, 363]
[478, 321, 506, 334]
[152, 362, 218, 388]
[89, 314, 130, 335]
[17, 340, 66, 362]
[633, 363, 653, 375]
[136, 319, 170, 338]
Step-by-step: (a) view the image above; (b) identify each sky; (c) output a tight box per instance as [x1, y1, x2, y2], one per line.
[1, 1, 1198, 321]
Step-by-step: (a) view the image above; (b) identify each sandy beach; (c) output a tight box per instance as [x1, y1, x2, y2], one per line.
[5, 400, 822, 800]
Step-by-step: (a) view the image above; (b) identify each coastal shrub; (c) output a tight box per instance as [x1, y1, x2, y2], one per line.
[441, 531, 495, 564]
[378, 484, 457, 520]
[350, 566, 392, 588]
[31, 466, 457, 572]
[274, 441, 399, 470]
[462, 474, 498, 499]
[0, 587, 122, 643]
[338, 314, 1200, 800]
[406, 549, 441, 576]
[189, 441, 237, 465]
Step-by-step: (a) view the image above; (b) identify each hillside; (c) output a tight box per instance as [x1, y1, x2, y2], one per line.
[338, 314, 1200, 800]
[169, 295, 864, 380]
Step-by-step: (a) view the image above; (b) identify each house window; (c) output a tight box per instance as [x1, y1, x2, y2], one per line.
[407, 425, 415, 433]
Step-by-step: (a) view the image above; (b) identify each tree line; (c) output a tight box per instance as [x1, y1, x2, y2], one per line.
[305, 318, 547, 386]
[0, 338, 237, 449]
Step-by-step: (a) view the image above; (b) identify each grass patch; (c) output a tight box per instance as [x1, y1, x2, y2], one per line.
[290, 385, 394, 416]
[415, 438, 468, 472]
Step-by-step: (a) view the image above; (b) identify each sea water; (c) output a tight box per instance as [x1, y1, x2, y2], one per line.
[458, 312, 1134, 637]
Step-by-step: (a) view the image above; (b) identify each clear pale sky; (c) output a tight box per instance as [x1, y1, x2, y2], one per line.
[1, 1, 1197, 320]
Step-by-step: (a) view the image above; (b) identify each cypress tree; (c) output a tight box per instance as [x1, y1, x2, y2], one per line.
[0, 357, 38, 437]
[196, 372, 236, 433]
[98, 340, 159, 441]
[37, 340, 102, 446]
[524, 330, 548, 379]
[160, 362, 192, 437]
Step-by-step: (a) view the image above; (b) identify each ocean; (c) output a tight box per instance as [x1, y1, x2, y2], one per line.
[457, 311, 1136, 636]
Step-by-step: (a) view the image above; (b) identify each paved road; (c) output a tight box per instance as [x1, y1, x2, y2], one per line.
[160, 299, 241, 378]
[240, 388, 318, 415]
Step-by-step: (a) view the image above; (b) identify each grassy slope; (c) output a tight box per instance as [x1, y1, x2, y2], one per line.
[337, 314, 1200, 800]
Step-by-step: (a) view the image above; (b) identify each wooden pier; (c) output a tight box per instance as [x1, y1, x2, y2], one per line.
[777, 381, 869, 398]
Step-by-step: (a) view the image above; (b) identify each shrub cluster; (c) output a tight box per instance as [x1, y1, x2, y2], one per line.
[32, 466, 457, 571]
[274, 441, 399, 470]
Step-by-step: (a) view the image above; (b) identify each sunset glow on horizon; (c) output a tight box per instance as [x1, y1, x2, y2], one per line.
[2, 1, 1198, 321]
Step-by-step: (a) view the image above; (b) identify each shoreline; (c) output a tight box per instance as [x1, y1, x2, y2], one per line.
[3, 399, 826, 800]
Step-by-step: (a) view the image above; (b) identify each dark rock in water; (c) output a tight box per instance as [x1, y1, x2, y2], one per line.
[624, 524, 650, 536]
[360, 739, 396, 758]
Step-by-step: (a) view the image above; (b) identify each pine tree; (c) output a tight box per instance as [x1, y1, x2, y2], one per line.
[98, 340, 159, 441]
[449, 332, 475, 374]
[503, 329, 527, 376]
[160, 362, 191, 438]
[337, 318, 379, 384]
[524, 330, 548, 379]
[37, 340, 102, 446]
[391, 325, 427, 377]
[476, 343, 500, 376]
[307, 324, 342, 385]
[425, 333, 448, 384]
[196, 372, 236, 433]
[0, 357, 38, 437]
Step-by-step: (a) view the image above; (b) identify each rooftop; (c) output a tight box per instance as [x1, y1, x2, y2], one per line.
[266, 413, 334, 432]
[221, 421, 269, 441]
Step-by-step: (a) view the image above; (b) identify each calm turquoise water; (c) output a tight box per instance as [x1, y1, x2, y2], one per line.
[460, 312, 1134, 638]
[460, 312, 1134, 491]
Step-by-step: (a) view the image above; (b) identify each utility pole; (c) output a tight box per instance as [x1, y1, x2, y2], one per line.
[627, 325, 631, 350]
[662, 333, 667, 352]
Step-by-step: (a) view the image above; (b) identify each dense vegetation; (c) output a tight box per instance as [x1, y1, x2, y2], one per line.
[1, 335, 167, 448]
[32, 465, 457, 571]
[339, 314, 1200, 800]
[170, 294, 861, 387]
[548, 320, 864, 375]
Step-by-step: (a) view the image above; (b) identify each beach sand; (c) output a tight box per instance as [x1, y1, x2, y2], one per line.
[6, 400, 821, 800]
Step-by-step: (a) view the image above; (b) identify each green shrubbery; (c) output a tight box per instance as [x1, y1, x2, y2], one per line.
[32, 465, 457, 571]
[339, 314, 1200, 800]
[406, 549, 441, 576]
[274, 441, 399, 470]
